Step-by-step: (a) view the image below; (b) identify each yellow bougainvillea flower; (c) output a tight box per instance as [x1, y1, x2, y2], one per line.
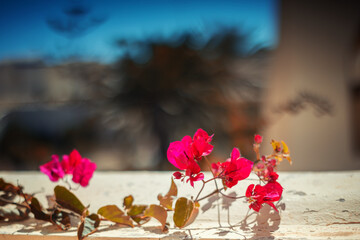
[271, 140, 281, 153]
[281, 141, 292, 164]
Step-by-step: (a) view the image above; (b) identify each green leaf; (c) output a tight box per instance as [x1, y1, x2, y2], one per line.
[127, 204, 146, 216]
[30, 197, 71, 230]
[173, 197, 199, 228]
[123, 195, 134, 209]
[144, 204, 168, 231]
[54, 186, 86, 215]
[30, 197, 50, 221]
[157, 178, 178, 210]
[98, 205, 133, 227]
[77, 213, 100, 240]
[127, 204, 150, 225]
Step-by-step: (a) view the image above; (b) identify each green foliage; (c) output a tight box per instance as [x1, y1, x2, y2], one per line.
[126, 204, 149, 225]
[77, 213, 100, 240]
[157, 178, 177, 210]
[30, 197, 71, 230]
[30, 197, 50, 221]
[173, 197, 199, 228]
[54, 186, 86, 215]
[144, 204, 168, 231]
[97, 205, 133, 227]
[123, 195, 134, 209]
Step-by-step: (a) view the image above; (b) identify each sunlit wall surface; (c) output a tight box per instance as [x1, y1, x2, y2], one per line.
[262, 0, 360, 171]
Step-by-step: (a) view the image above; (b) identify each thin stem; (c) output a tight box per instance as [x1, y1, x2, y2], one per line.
[256, 174, 267, 185]
[17, 180, 31, 209]
[204, 156, 220, 191]
[253, 143, 260, 161]
[204, 156, 215, 176]
[243, 178, 260, 181]
[194, 176, 220, 202]
[218, 190, 246, 200]
[0, 197, 29, 208]
[51, 203, 82, 217]
[197, 187, 224, 202]
[62, 176, 80, 191]
[73, 184, 80, 191]
[204, 177, 218, 183]
[62, 177, 72, 190]
[194, 180, 206, 202]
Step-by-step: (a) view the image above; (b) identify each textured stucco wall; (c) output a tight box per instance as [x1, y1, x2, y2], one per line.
[262, 0, 360, 171]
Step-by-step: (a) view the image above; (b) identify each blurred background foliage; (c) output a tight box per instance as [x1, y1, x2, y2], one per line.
[0, 0, 270, 170]
[0, 27, 270, 170]
[1, 0, 359, 171]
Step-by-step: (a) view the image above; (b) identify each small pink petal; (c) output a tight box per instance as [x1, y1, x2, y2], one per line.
[72, 158, 97, 187]
[230, 148, 241, 162]
[167, 141, 190, 170]
[173, 171, 183, 179]
[40, 155, 64, 182]
[254, 134, 263, 144]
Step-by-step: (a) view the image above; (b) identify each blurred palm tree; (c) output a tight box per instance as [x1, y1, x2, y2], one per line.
[106, 29, 266, 170]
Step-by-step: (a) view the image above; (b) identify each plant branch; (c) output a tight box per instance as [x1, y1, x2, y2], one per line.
[197, 187, 225, 202]
[0, 197, 29, 209]
[218, 190, 246, 200]
[204, 156, 220, 192]
[194, 180, 206, 202]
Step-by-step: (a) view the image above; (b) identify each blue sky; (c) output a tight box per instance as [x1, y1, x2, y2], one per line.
[0, 0, 278, 63]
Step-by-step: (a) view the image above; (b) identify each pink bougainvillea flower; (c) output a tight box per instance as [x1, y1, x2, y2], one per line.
[254, 155, 279, 183]
[72, 158, 97, 187]
[61, 149, 82, 174]
[185, 161, 204, 187]
[254, 161, 265, 171]
[214, 148, 253, 188]
[172, 162, 204, 187]
[246, 181, 283, 212]
[40, 155, 65, 182]
[167, 129, 213, 168]
[167, 135, 194, 170]
[254, 134, 263, 144]
[268, 158, 277, 167]
[173, 171, 183, 179]
[191, 128, 214, 160]
[167, 129, 213, 187]
[268, 171, 279, 182]
[260, 166, 279, 182]
[211, 162, 223, 177]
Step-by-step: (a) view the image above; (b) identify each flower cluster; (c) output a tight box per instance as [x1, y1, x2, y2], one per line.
[167, 129, 290, 212]
[40, 149, 96, 187]
[246, 181, 283, 212]
[253, 139, 291, 183]
[1, 128, 291, 239]
[167, 129, 213, 187]
[211, 148, 253, 188]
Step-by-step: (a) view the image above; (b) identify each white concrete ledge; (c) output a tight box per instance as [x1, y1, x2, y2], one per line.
[0, 171, 360, 239]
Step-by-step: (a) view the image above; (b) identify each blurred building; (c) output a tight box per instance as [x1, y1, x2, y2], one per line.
[262, 0, 360, 170]
[0, 60, 115, 170]
[0, 46, 272, 170]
